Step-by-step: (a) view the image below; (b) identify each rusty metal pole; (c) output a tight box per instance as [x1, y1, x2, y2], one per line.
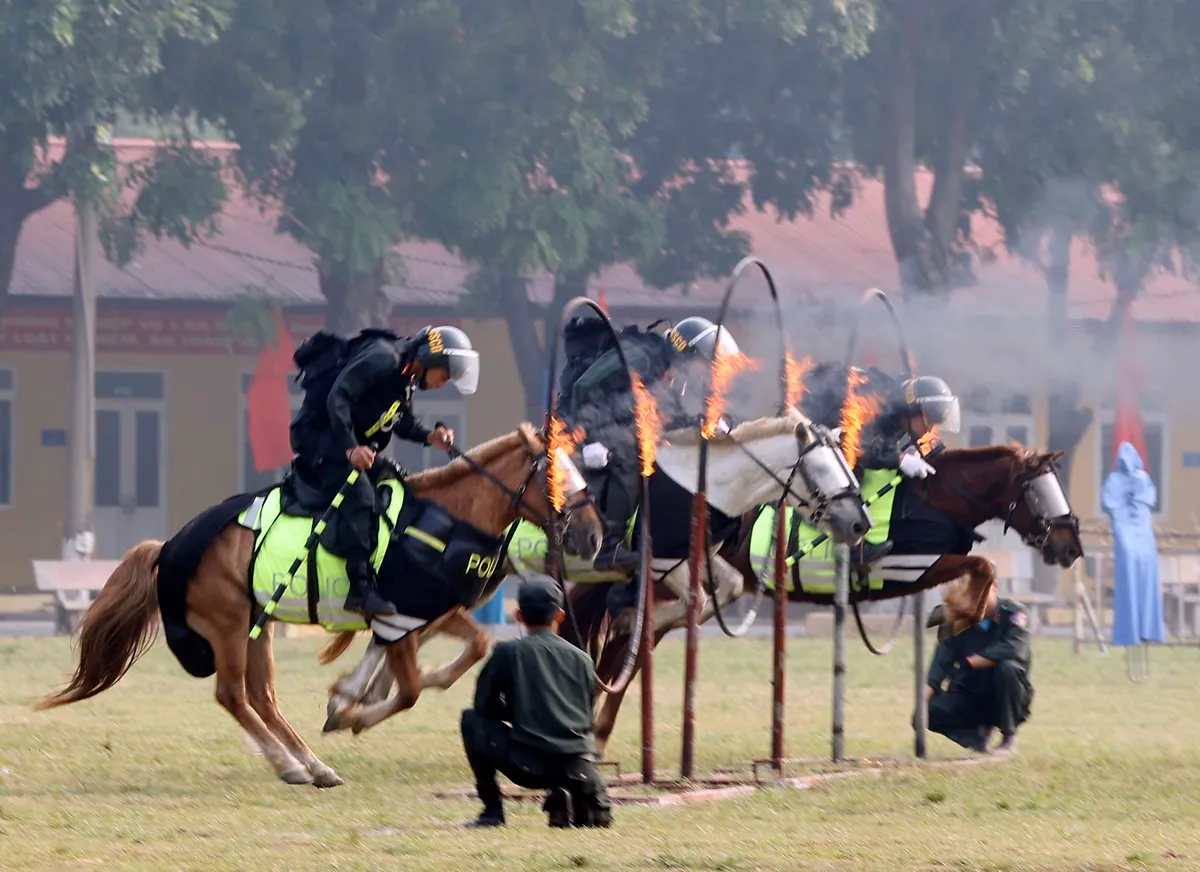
[831, 544, 848, 762]
[912, 590, 927, 760]
[680, 490, 708, 781]
[639, 524, 656, 784]
[770, 506, 787, 770]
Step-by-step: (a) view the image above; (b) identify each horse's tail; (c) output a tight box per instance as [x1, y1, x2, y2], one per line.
[316, 631, 358, 665]
[35, 541, 164, 711]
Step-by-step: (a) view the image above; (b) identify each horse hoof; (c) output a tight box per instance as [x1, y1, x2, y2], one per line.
[312, 769, 345, 788]
[322, 712, 342, 733]
[281, 767, 314, 786]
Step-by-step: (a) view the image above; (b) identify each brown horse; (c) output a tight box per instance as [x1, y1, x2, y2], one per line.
[35, 424, 604, 788]
[569, 443, 1082, 753]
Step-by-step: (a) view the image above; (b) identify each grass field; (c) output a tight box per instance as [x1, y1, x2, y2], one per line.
[1, 630, 1198, 871]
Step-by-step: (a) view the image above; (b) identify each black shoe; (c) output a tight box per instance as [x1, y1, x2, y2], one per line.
[344, 567, 398, 617]
[851, 540, 893, 569]
[968, 726, 994, 754]
[464, 807, 505, 828]
[593, 534, 640, 571]
[573, 798, 613, 828]
[544, 788, 573, 828]
[995, 733, 1018, 754]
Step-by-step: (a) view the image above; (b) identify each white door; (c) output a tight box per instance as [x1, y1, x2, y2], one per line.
[94, 384, 166, 559]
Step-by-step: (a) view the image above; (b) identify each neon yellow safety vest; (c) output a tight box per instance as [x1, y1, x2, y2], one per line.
[747, 468, 898, 594]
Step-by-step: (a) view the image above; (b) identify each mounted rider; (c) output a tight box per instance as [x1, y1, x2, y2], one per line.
[559, 315, 740, 572]
[288, 324, 480, 618]
[852, 373, 961, 565]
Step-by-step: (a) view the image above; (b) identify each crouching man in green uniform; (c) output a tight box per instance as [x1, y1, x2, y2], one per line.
[461, 576, 613, 828]
[923, 577, 1034, 755]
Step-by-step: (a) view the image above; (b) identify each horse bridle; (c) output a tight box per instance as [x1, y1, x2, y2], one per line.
[1001, 462, 1081, 552]
[723, 422, 862, 525]
[435, 422, 594, 534]
[919, 452, 1080, 552]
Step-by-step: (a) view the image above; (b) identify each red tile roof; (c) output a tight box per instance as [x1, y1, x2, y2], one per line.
[10, 139, 1200, 323]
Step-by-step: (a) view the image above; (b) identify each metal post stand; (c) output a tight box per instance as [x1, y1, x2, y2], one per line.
[831, 544, 848, 762]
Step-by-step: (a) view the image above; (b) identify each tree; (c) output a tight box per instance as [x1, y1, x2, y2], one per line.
[966, 0, 1200, 491]
[0, 0, 233, 312]
[424, 0, 878, 416]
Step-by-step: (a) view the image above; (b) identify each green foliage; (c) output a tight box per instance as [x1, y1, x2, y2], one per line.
[0, 0, 235, 305]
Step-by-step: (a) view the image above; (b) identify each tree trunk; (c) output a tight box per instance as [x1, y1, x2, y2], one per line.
[500, 269, 587, 422]
[1039, 226, 1091, 597]
[1043, 226, 1092, 493]
[319, 258, 388, 334]
[880, 0, 983, 297]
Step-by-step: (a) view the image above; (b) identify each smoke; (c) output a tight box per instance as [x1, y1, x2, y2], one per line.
[714, 179, 1200, 428]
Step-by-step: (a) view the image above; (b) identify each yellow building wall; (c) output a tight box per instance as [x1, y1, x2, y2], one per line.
[0, 317, 533, 592]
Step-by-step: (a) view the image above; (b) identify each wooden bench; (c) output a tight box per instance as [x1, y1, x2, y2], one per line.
[32, 559, 121, 634]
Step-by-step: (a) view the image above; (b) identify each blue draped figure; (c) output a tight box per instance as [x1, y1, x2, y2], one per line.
[1101, 442, 1165, 647]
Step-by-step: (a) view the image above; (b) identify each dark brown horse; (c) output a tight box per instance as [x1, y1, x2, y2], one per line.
[567, 443, 1082, 753]
[35, 424, 604, 787]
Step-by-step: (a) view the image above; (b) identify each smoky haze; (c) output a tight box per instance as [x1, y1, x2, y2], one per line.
[711, 178, 1200, 428]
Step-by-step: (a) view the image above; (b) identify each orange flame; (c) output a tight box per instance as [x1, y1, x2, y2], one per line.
[631, 373, 664, 477]
[838, 368, 883, 468]
[546, 420, 587, 512]
[547, 415, 569, 513]
[917, 426, 940, 455]
[785, 352, 813, 408]
[703, 351, 763, 438]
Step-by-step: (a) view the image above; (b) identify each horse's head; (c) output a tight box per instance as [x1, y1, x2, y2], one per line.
[789, 416, 873, 545]
[925, 445, 1083, 568]
[515, 424, 605, 562]
[1001, 449, 1083, 568]
[654, 407, 870, 546]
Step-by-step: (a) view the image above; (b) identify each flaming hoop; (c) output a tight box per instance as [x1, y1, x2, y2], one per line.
[841, 287, 920, 658]
[541, 296, 656, 704]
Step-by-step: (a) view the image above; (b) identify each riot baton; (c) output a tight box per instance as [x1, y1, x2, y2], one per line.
[248, 468, 362, 641]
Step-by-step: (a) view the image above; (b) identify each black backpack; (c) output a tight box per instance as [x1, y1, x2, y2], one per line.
[292, 327, 402, 407]
[557, 317, 670, 410]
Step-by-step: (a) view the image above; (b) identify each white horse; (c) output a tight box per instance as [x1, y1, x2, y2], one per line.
[320, 408, 871, 732]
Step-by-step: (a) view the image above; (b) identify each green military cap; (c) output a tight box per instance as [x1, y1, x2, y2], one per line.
[517, 575, 565, 623]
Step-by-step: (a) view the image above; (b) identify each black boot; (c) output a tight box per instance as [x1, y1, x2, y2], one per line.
[464, 805, 505, 828]
[593, 524, 640, 571]
[851, 539, 893, 570]
[343, 560, 397, 617]
[543, 788, 573, 828]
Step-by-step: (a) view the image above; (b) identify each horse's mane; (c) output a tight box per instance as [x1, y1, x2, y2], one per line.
[933, 443, 1039, 466]
[408, 423, 541, 490]
[663, 406, 809, 447]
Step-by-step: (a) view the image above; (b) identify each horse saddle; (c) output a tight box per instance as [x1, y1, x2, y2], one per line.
[277, 467, 399, 559]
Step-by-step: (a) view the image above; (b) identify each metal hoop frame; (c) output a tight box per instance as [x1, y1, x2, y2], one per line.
[694, 256, 792, 638]
[543, 296, 653, 696]
[843, 288, 915, 657]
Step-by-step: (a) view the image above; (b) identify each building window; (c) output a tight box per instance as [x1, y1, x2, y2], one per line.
[1097, 416, 1167, 519]
[239, 372, 303, 492]
[961, 387, 1034, 448]
[0, 368, 12, 507]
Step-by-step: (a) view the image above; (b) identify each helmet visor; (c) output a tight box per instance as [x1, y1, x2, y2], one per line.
[444, 348, 480, 395]
[918, 395, 960, 433]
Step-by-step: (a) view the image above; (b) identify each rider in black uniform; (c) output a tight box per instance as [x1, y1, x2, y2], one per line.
[562, 315, 740, 571]
[288, 325, 480, 617]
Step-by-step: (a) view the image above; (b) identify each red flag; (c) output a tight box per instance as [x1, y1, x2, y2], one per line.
[246, 309, 296, 472]
[1111, 299, 1148, 472]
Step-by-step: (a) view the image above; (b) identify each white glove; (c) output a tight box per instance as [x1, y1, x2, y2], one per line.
[582, 442, 610, 470]
[899, 448, 936, 479]
[716, 417, 732, 435]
